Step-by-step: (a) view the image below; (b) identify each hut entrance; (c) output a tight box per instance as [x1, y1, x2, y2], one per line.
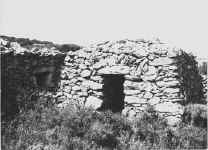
[98, 74, 125, 113]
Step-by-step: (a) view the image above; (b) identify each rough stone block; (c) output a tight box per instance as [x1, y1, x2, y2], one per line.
[150, 57, 175, 66]
[82, 80, 103, 90]
[81, 70, 91, 78]
[124, 90, 141, 95]
[85, 96, 103, 109]
[141, 74, 157, 81]
[165, 116, 181, 126]
[125, 96, 147, 104]
[143, 92, 153, 99]
[156, 80, 180, 87]
[163, 88, 180, 94]
[148, 97, 161, 105]
[98, 65, 130, 75]
[155, 102, 183, 114]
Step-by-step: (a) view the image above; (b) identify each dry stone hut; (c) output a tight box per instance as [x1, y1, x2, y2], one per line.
[57, 39, 204, 125]
[1, 36, 204, 125]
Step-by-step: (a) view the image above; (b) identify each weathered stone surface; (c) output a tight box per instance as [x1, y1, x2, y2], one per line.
[90, 76, 103, 82]
[76, 51, 91, 59]
[155, 102, 183, 114]
[133, 49, 148, 57]
[104, 56, 117, 65]
[92, 91, 103, 97]
[121, 107, 129, 116]
[156, 80, 180, 87]
[124, 80, 145, 90]
[82, 80, 103, 90]
[81, 70, 91, 78]
[125, 75, 142, 81]
[145, 66, 157, 75]
[1, 36, 68, 119]
[141, 74, 157, 81]
[147, 54, 156, 60]
[142, 63, 149, 73]
[79, 64, 87, 69]
[85, 96, 103, 109]
[2, 36, 204, 124]
[77, 91, 88, 97]
[72, 85, 81, 91]
[166, 93, 181, 99]
[124, 90, 141, 95]
[145, 82, 157, 92]
[164, 72, 179, 78]
[125, 96, 147, 104]
[168, 65, 178, 70]
[163, 88, 180, 94]
[0, 38, 8, 45]
[136, 58, 148, 75]
[166, 116, 181, 126]
[169, 98, 184, 102]
[150, 57, 175, 66]
[92, 61, 106, 69]
[122, 107, 137, 118]
[148, 97, 161, 105]
[127, 109, 137, 118]
[98, 65, 130, 75]
[163, 77, 178, 82]
[143, 92, 153, 99]
[63, 86, 72, 93]
[167, 49, 178, 58]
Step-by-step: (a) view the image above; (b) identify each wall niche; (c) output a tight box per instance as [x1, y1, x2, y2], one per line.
[33, 66, 55, 89]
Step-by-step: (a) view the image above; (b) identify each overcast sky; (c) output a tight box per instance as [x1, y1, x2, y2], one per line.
[0, 0, 207, 58]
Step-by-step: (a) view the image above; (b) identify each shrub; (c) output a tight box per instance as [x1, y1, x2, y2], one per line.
[182, 104, 207, 128]
[130, 106, 175, 149]
[175, 123, 207, 149]
[175, 51, 205, 104]
[2, 97, 207, 150]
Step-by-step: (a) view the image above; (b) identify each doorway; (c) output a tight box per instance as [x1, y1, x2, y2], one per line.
[97, 74, 125, 113]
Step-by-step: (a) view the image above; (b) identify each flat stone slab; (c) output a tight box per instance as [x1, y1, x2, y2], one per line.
[125, 96, 147, 104]
[85, 96, 103, 109]
[98, 65, 130, 75]
[155, 102, 183, 114]
[82, 80, 103, 90]
[150, 57, 175, 66]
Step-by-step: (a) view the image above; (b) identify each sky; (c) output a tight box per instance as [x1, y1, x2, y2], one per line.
[0, 0, 208, 58]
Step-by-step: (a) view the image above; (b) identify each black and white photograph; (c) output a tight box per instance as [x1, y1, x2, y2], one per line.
[0, 0, 207, 149]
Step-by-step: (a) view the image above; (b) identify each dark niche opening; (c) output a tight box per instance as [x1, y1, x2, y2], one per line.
[35, 71, 49, 87]
[34, 71, 52, 88]
[97, 74, 125, 113]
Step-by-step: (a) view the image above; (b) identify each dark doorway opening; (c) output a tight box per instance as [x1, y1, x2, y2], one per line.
[34, 71, 51, 87]
[97, 74, 125, 113]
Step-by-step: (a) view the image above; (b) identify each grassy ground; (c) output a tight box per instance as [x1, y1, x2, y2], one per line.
[1, 98, 207, 150]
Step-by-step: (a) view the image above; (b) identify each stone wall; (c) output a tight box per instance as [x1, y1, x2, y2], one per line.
[1, 36, 205, 126]
[1, 37, 66, 120]
[56, 39, 204, 125]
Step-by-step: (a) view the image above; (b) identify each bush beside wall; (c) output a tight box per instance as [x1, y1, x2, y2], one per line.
[1, 96, 207, 150]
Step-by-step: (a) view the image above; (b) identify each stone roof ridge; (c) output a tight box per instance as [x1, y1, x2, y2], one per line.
[76, 38, 181, 58]
[0, 36, 65, 56]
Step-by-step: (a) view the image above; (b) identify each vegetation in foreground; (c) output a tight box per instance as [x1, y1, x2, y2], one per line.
[1, 97, 207, 150]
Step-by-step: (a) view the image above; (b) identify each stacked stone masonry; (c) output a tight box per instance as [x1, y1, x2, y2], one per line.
[0, 36, 66, 120]
[56, 39, 195, 125]
[1, 36, 205, 126]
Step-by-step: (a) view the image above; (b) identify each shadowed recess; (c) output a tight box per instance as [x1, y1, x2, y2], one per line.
[98, 74, 125, 113]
